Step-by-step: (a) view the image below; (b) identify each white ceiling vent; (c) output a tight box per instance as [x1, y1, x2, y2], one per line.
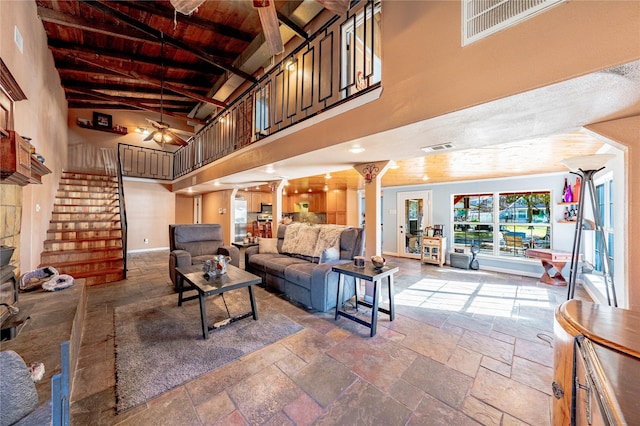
[462, 0, 565, 46]
[421, 143, 455, 153]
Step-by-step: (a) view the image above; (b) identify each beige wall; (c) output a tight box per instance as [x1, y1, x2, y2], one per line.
[1, 1, 69, 272]
[123, 180, 175, 251]
[202, 190, 234, 244]
[175, 194, 195, 224]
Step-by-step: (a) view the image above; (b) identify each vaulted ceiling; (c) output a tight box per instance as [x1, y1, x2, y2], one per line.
[36, 0, 326, 126]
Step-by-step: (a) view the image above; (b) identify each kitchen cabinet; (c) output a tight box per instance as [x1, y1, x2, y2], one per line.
[1, 130, 51, 186]
[250, 192, 272, 212]
[325, 189, 347, 224]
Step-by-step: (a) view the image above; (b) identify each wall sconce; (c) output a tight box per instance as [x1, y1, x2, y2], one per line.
[362, 164, 379, 184]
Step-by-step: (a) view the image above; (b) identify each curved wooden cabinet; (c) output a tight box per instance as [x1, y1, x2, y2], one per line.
[553, 300, 640, 425]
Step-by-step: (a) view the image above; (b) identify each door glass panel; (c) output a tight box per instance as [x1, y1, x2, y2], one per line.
[404, 198, 423, 255]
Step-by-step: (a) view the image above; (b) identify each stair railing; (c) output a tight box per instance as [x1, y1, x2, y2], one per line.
[116, 144, 128, 279]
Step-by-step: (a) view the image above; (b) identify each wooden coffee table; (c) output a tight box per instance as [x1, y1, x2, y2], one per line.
[175, 264, 261, 339]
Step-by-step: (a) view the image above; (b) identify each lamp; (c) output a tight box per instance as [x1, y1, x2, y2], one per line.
[560, 154, 616, 306]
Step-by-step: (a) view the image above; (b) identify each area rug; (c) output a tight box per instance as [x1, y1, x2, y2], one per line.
[114, 290, 303, 412]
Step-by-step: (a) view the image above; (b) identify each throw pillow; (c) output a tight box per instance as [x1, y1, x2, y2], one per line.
[319, 247, 340, 264]
[258, 238, 279, 254]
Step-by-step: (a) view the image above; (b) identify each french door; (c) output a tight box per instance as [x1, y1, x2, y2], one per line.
[397, 191, 432, 259]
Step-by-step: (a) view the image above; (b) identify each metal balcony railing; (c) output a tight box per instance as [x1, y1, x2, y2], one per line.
[120, 0, 380, 182]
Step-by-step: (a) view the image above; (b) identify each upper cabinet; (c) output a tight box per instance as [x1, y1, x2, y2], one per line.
[250, 192, 273, 212]
[1, 131, 51, 186]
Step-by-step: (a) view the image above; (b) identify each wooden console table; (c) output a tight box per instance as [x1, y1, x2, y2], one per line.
[526, 248, 575, 286]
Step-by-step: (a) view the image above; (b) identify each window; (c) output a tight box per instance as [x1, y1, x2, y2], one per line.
[341, 1, 382, 97]
[594, 180, 614, 275]
[453, 191, 551, 257]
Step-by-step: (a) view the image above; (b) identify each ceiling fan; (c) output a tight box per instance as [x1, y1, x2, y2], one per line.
[144, 34, 192, 147]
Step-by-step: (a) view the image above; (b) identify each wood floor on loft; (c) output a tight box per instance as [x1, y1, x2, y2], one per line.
[40, 171, 125, 285]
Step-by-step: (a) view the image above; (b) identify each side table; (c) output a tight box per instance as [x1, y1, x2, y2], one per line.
[332, 262, 398, 337]
[526, 248, 576, 286]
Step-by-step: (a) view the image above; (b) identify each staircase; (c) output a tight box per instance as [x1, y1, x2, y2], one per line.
[41, 171, 125, 285]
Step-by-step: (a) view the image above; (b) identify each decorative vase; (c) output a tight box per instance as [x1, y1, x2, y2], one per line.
[573, 177, 581, 203]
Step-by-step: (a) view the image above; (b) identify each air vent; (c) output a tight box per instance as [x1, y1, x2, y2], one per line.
[421, 143, 455, 152]
[462, 0, 565, 46]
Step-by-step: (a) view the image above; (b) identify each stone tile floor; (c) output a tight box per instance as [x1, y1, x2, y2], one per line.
[70, 251, 589, 425]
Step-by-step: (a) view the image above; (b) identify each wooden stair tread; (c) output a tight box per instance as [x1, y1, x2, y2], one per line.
[42, 247, 122, 254]
[64, 268, 124, 279]
[44, 236, 122, 243]
[50, 219, 121, 223]
[46, 256, 124, 268]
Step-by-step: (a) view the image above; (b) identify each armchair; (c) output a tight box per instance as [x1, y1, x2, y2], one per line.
[168, 224, 240, 288]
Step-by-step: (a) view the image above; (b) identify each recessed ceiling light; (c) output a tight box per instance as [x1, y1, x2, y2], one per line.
[348, 146, 365, 154]
[323, 185, 329, 192]
[389, 160, 399, 169]
[422, 174, 430, 181]
[294, 189, 298, 194]
[308, 188, 312, 192]
[213, 180, 221, 186]
[325, 173, 332, 179]
[265, 165, 275, 174]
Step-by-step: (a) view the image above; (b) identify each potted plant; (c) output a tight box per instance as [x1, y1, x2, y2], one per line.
[243, 232, 252, 244]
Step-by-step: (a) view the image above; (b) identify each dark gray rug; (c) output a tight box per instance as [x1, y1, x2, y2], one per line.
[114, 290, 303, 413]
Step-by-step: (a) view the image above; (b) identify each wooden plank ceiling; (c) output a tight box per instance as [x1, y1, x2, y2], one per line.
[36, 0, 316, 125]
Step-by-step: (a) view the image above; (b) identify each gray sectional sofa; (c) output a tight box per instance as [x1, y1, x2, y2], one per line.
[245, 223, 364, 312]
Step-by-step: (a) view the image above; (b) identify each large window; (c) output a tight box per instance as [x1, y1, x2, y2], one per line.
[453, 191, 551, 257]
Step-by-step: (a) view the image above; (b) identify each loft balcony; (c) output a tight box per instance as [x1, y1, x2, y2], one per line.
[118, 0, 382, 182]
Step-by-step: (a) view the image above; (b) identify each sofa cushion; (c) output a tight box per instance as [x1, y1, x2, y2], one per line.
[340, 228, 362, 259]
[258, 237, 279, 254]
[319, 247, 340, 264]
[174, 224, 223, 245]
[248, 253, 291, 272]
[265, 256, 308, 278]
[312, 225, 344, 258]
[281, 224, 320, 257]
[284, 262, 317, 290]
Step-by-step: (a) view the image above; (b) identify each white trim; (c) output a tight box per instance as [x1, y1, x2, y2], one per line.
[128, 247, 169, 254]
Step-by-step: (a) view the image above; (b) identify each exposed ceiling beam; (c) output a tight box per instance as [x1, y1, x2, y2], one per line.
[66, 87, 206, 125]
[118, 1, 254, 43]
[68, 55, 226, 108]
[47, 38, 234, 70]
[37, 6, 156, 44]
[67, 102, 138, 110]
[277, 11, 309, 41]
[81, 1, 258, 84]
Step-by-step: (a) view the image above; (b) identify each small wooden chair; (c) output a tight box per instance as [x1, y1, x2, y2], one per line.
[251, 221, 263, 238]
[263, 222, 273, 238]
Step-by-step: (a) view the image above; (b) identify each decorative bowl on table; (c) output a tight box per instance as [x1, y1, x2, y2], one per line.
[371, 256, 386, 269]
